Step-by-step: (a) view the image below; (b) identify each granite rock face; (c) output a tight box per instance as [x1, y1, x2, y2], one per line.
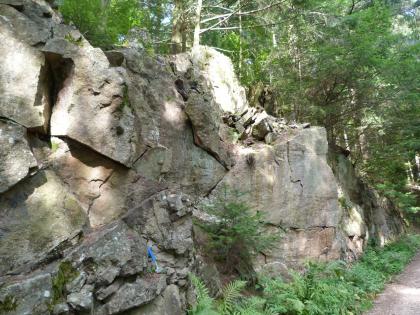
[123, 48, 227, 195]
[45, 35, 144, 167]
[206, 127, 339, 229]
[0, 170, 87, 276]
[0, 4, 50, 130]
[329, 148, 405, 260]
[0, 119, 37, 193]
[0, 1, 405, 314]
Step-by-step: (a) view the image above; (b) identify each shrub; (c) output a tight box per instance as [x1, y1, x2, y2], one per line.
[196, 193, 279, 280]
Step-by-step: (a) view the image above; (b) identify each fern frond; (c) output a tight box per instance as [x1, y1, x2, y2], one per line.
[188, 274, 217, 315]
[190, 274, 212, 301]
[219, 280, 247, 314]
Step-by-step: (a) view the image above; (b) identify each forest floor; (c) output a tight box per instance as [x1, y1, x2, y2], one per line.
[365, 251, 420, 315]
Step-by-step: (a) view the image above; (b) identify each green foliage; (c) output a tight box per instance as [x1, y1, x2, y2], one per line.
[50, 140, 60, 153]
[218, 280, 247, 314]
[376, 183, 419, 213]
[51, 261, 79, 306]
[261, 234, 420, 315]
[196, 191, 279, 280]
[338, 196, 350, 210]
[189, 235, 420, 315]
[0, 295, 18, 312]
[188, 274, 218, 315]
[59, 0, 143, 48]
[189, 274, 270, 315]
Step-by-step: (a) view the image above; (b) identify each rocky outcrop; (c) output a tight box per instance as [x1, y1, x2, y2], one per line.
[0, 119, 37, 193]
[0, 1, 405, 314]
[0, 4, 51, 131]
[328, 147, 405, 260]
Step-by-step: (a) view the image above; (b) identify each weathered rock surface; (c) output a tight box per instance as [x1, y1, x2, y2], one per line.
[0, 273, 52, 315]
[123, 48, 227, 194]
[0, 119, 37, 193]
[99, 275, 167, 314]
[125, 284, 184, 315]
[0, 5, 50, 130]
[329, 147, 405, 259]
[0, 1, 405, 314]
[46, 36, 144, 167]
[188, 47, 248, 114]
[206, 127, 339, 229]
[0, 170, 87, 276]
[45, 137, 167, 227]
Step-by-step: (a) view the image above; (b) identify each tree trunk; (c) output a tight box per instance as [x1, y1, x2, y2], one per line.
[171, 0, 184, 54]
[238, 0, 243, 80]
[193, 0, 203, 48]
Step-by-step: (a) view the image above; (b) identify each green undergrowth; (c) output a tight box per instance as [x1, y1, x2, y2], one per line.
[189, 234, 420, 315]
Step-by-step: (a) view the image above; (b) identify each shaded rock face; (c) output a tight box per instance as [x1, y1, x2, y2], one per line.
[0, 170, 87, 276]
[0, 1, 404, 314]
[123, 49, 226, 195]
[328, 148, 405, 260]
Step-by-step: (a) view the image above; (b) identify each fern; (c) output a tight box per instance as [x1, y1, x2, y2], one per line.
[233, 296, 275, 315]
[188, 235, 420, 315]
[218, 280, 247, 314]
[189, 274, 218, 315]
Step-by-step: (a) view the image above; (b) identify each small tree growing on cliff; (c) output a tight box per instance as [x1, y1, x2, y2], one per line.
[197, 189, 278, 281]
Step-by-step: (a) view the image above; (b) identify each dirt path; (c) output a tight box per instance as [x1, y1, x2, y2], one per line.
[365, 251, 420, 315]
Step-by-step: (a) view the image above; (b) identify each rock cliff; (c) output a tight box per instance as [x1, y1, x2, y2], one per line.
[0, 1, 405, 314]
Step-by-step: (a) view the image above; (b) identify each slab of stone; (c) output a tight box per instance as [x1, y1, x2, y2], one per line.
[205, 127, 339, 229]
[0, 171, 87, 275]
[0, 273, 52, 315]
[46, 37, 144, 167]
[0, 119, 37, 193]
[0, 5, 50, 129]
[125, 285, 184, 315]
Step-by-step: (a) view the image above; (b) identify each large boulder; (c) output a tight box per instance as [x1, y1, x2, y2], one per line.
[206, 127, 339, 229]
[46, 137, 166, 227]
[125, 284, 184, 315]
[181, 47, 248, 114]
[0, 119, 37, 193]
[0, 5, 50, 130]
[199, 127, 343, 267]
[46, 36, 144, 167]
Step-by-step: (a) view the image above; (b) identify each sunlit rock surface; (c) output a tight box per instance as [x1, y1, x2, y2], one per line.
[46, 36, 144, 167]
[0, 119, 37, 193]
[0, 5, 50, 130]
[0, 1, 405, 314]
[123, 48, 227, 195]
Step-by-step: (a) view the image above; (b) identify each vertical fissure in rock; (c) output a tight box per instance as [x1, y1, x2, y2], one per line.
[42, 52, 75, 136]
